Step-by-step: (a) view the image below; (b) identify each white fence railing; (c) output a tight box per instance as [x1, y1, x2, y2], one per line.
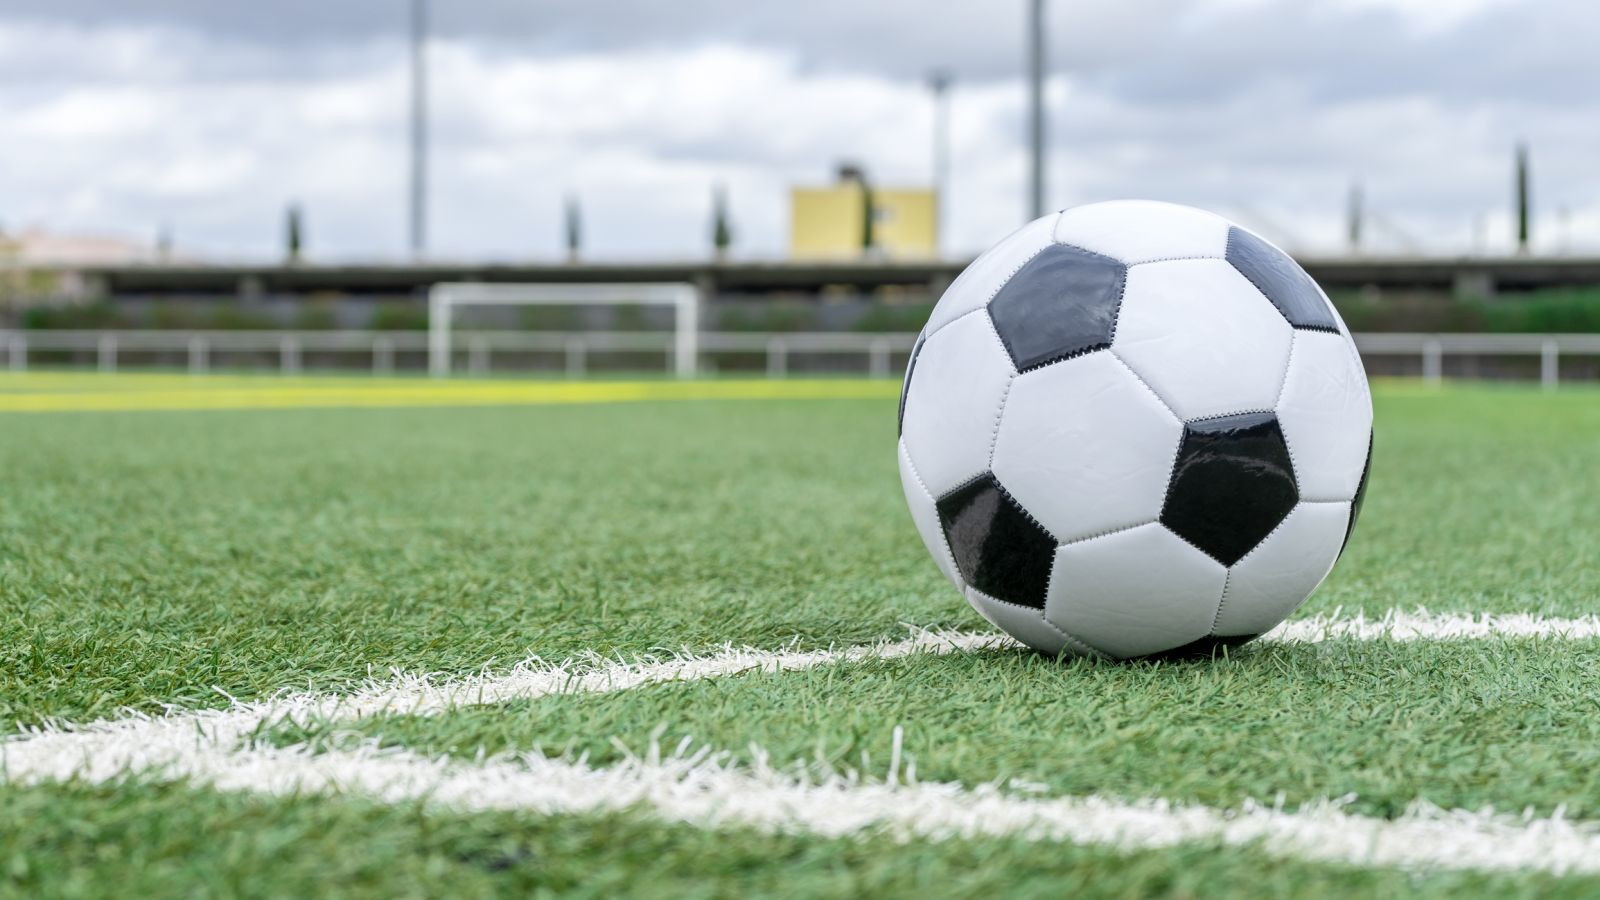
[2, 330, 1598, 387]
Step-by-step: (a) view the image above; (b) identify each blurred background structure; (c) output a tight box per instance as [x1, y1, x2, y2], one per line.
[2, 0, 1600, 380]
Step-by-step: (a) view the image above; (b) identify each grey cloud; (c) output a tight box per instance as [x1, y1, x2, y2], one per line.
[8, 0, 1591, 108]
[0, 0, 1594, 259]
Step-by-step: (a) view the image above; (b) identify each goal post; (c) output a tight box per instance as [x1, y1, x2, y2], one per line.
[427, 282, 701, 378]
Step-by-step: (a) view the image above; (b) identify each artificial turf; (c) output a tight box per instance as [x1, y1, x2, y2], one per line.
[2, 374, 1599, 894]
[264, 634, 1600, 821]
[5, 780, 1597, 900]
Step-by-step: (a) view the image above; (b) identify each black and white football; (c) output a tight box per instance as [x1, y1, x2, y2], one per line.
[898, 200, 1373, 659]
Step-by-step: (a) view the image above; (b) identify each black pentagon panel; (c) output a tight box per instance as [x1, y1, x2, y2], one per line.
[1225, 227, 1339, 333]
[986, 243, 1126, 372]
[1160, 411, 1299, 566]
[1339, 432, 1374, 558]
[897, 335, 925, 436]
[936, 474, 1056, 610]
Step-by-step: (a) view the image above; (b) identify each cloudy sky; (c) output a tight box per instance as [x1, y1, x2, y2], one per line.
[0, 0, 1594, 261]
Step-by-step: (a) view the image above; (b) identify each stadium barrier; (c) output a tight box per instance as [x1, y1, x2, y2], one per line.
[2, 329, 1599, 387]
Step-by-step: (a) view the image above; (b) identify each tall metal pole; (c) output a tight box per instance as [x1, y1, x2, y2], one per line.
[1514, 142, 1531, 256]
[1027, 0, 1046, 220]
[409, 0, 428, 259]
[928, 70, 952, 255]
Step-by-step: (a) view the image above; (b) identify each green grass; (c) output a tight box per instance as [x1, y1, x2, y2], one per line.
[266, 636, 1600, 821]
[5, 780, 1597, 899]
[0, 399, 942, 727]
[3, 383, 1598, 729]
[3, 380, 1600, 895]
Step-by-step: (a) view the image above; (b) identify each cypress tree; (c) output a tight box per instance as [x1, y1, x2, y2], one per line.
[286, 204, 304, 263]
[565, 195, 582, 262]
[711, 184, 733, 259]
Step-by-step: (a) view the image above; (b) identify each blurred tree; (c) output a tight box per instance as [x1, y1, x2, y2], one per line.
[711, 184, 733, 260]
[564, 194, 582, 262]
[285, 204, 304, 263]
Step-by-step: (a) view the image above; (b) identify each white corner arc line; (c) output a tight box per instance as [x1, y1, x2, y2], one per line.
[0, 629, 1001, 784]
[6, 610, 1600, 778]
[83, 741, 1600, 879]
[7, 610, 1600, 783]
[6, 610, 1600, 877]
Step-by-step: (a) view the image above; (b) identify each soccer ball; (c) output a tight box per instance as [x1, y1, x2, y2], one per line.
[898, 200, 1372, 659]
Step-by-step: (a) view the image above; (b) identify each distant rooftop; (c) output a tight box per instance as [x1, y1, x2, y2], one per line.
[0, 227, 187, 267]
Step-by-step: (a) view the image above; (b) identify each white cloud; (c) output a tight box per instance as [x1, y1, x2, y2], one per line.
[0, 4, 1594, 262]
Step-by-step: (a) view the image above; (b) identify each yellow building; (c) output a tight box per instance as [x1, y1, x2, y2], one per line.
[790, 180, 938, 260]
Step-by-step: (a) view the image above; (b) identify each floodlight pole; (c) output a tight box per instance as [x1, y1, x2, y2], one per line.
[1027, 0, 1047, 220]
[928, 70, 953, 254]
[409, 0, 428, 260]
[1515, 142, 1531, 256]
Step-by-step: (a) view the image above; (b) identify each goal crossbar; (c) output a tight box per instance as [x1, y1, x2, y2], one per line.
[428, 282, 700, 378]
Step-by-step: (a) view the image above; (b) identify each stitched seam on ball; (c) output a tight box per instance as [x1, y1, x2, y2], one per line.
[1162, 523, 1227, 566]
[1016, 343, 1110, 374]
[1107, 349, 1182, 424]
[1056, 518, 1157, 548]
[1105, 256, 1131, 346]
[982, 240, 1054, 302]
[971, 582, 1098, 656]
[940, 469, 992, 499]
[1209, 570, 1232, 635]
[983, 311, 1020, 470]
[1126, 254, 1224, 267]
[1273, 330, 1298, 409]
[901, 444, 962, 578]
[1224, 503, 1301, 570]
[1156, 417, 1190, 529]
[1273, 332, 1301, 490]
[919, 304, 991, 346]
[1186, 408, 1277, 423]
[920, 213, 1062, 345]
[1225, 228, 1341, 334]
[1054, 240, 1125, 266]
[1035, 613, 1103, 659]
[992, 475, 1056, 542]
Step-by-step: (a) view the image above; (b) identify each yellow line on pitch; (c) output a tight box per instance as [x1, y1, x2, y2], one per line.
[0, 378, 898, 413]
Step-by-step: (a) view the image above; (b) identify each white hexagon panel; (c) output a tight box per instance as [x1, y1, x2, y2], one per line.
[1046, 523, 1228, 659]
[1276, 330, 1374, 502]
[898, 310, 1016, 496]
[991, 351, 1182, 543]
[967, 587, 1075, 658]
[1111, 259, 1294, 422]
[1053, 199, 1231, 265]
[1214, 501, 1350, 638]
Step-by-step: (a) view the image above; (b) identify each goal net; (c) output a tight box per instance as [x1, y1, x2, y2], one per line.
[427, 282, 701, 378]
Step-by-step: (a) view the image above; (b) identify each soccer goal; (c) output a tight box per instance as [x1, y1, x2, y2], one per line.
[427, 282, 701, 378]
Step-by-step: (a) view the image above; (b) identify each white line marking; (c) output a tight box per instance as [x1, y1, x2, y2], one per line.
[2, 629, 998, 784]
[6, 610, 1600, 876]
[69, 740, 1600, 878]
[1267, 609, 1600, 643]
